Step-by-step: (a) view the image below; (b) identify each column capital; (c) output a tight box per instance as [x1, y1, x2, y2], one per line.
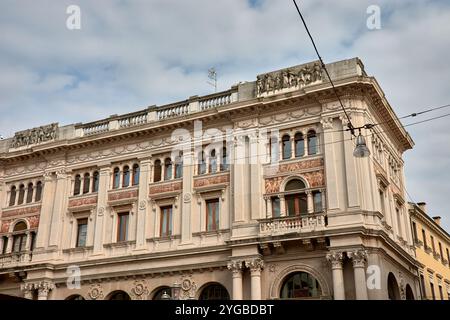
[326, 251, 344, 269]
[227, 260, 244, 274]
[347, 249, 368, 268]
[245, 257, 264, 273]
[36, 281, 54, 299]
[20, 283, 35, 299]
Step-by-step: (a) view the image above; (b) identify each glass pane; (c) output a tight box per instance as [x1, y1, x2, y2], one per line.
[313, 192, 322, 212]
[272, 198, 280, 217]
[308, 133, 317, 155]
[295, 135, 304, 157]
[77, 222, 88, 247]
[133, 166, 140, 185]
[123, 168, 130, 187]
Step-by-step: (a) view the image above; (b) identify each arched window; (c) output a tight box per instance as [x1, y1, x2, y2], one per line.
[270, 137, 279, 163]
[65, 295, 85, 300]
[35, 181, 42, 201]
[122, 166, 130, 187]
[107, 291, 131, 300]
[164, 158, 172, 180]
[294, 133, 305, 157]
[198, 151, 206, 175]
[12, 221, 27, 253]
[221, 147, 229, 171]
[152, 286, 171, 300]
[113, 167, 120, 189]
[74, 175, 81, 195]
[387, 273, 401, 300]
[174, 153, 183, 179]
[9, 186, 17, 206]
[132, 164, 140, 185]
[209, 149, 217, 173]
[154, 160, 162, 182]
[199, 284, 230, 300]
[307, 130, 317, 155]
[17, 184, 25, 205]
[26, 183, 33, 203]
[83, 173, 90, 194]
[92, 172, 99, 192]
[282, 135, 291, 160]
[285, 179, 306, 191]
[280, 272, 322, 299]
[405, 284, 415, 300]
[284, 179, 307, 216]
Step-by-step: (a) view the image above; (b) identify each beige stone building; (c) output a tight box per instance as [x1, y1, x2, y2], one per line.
[409, 202, 450, 300]
[0, 58, 421, 300]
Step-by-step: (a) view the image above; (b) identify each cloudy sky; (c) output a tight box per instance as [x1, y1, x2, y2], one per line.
[1, 0, 449, 230]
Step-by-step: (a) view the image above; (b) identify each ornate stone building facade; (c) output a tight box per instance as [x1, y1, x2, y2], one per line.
[0, 58, 420, 300]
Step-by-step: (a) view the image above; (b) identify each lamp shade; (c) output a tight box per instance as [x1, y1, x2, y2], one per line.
[353, 132, 370, 158]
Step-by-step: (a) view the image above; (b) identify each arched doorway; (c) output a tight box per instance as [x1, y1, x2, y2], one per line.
[405, 284, 415, 300]
[151, 286, 171, 300]
[65, 294, 85, 300]
[106, 290, 131, 300]
[199, 283, 230, 300]
[387, 273, 401, 300]
[280, 272, 322, 299]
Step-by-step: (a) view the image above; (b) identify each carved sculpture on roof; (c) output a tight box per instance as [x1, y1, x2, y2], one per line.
[257, 62, 324, 96]
[10, 123, 58, 148]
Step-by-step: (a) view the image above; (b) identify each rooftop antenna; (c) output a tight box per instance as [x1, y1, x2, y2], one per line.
[207, 67, 217, 92]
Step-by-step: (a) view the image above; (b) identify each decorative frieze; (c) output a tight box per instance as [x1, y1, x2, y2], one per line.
[193, 174, 230, 188]
[256, 62, 323, 96]
[149, 181, 182, 195]
[87, 283, 104, 300]
[108, 189, 138, 201]
[1, 204, 41, 218]
[10, 123, 57, 149]
[264, 169, 325, 193]
[68, 196, 98, 208]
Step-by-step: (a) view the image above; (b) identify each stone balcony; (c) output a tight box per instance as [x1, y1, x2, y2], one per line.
[0, 252, 32, 271]
[258, 213, 327, 237]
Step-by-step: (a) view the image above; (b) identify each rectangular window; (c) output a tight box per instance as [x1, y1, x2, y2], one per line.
[313, 192, 322, 212]
[117, 212, 129, 242]
[12, 234, 26, 253]
[286, 194, 307, 216]
[76, 218, 88, 247]
[422, 229, 427, 247]
[447, 248, 450, 264]
[160, 206, 172, 237]
[412, 222, 418, 242]
[430, 282, 436, 300]
[396, 208, 403, 237]
[206, 199, 220, 231]
[438, 285, 443, 300]
[420, 274, 426, 299]
[271, 197, 280, 218]
[379, 190, 385, 216]
[439, 242, 443, 260]
[430, 235, 436, 253]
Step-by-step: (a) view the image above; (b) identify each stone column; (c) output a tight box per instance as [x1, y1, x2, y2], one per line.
[21, 283, 34, 300]
[265, 197, 272, 218]
[6, 235, 13, 254]
[279, 195, 286, 217]
[35, 172, 56, 250]
[37, 281, 54, 300]
[326, 251, 345, 300]
[348, 249, 368, 300]
[227, 260, 243, 300]
[93, 166, 111, 255]
[246, 258, 264, 300]
[290, 137, 295, 159]
[0, 237, 3, 254]
[306, 191, 314, 214]
[304, 131, 308, 156]
[135, 158, 151, 250]
[48, 170, 69, 247]
[180, 151, 194, 244]
[25, 231, 32, 251]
